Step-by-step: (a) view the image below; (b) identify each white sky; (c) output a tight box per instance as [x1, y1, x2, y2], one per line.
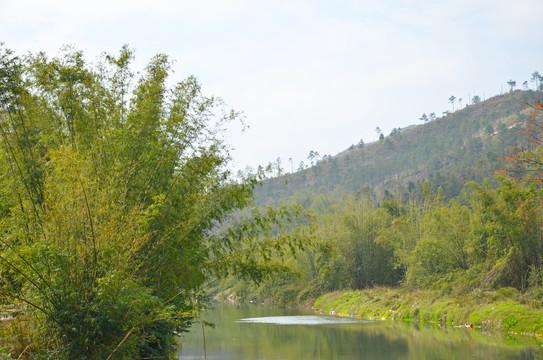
[1, 0, 542, 172]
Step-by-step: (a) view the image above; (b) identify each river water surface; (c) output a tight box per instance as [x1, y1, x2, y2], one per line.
[177, 303, 542, 360]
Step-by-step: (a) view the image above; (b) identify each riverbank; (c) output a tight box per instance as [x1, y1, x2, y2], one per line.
[313, 287, 543, 339]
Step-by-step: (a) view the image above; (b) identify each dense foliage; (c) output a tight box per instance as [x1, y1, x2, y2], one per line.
[0, 45, 306, 359]
[225, 103, 543, 306]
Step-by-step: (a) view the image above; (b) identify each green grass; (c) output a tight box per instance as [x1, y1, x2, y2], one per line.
[313, 287, 543, 340]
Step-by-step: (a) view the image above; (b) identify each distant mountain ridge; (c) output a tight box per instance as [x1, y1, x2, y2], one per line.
[254, 90, 543, 204]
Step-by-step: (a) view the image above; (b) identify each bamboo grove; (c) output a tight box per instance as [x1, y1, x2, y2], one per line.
[0, 45, 307, 359]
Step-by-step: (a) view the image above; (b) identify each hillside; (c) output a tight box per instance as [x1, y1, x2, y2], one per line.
[255, 90, 543, 204]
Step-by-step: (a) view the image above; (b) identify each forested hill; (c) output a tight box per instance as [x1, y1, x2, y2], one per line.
[255, 90, 543, 204]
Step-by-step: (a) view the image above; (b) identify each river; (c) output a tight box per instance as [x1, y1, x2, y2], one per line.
[177, 303, 543, 360]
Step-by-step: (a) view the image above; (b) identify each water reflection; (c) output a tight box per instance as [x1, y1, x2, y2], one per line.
[237, 315, 368, 325]
[177, 303, 543, 360]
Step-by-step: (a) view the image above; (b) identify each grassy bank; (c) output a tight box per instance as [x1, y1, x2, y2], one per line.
[313, 287, 543, 338]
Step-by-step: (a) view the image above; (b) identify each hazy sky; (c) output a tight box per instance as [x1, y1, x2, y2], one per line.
[1, 0, 542, 172]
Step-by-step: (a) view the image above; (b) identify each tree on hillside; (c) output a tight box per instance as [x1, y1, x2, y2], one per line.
[472, 95, 481, 104]
[449, 95, 456, 112]
[507, 79, 516, 92]
[308, 151, 314, 166]
[531, 71, 541, 90]
[485, 124, 494, 135]
[265, 162, 275, 177]
[429, 112, 436, 121]
[523, 80, 529, 90]
[458, 98, 463, 108]
[375, 127, 385, 142]
[276, 157, 283, 176]
[419, 113, 429, 122]
[307, 150, 320, 166]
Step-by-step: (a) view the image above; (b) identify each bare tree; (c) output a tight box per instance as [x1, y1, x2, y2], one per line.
[276, 157, 283, 176]
[531, 72, 541, 90]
